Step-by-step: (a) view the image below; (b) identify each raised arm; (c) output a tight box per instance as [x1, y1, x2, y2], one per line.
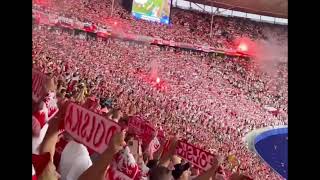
[38, 102, 68, 160]
[152, 140, 166, 160]
[193, 156, 220, 180]
[158, 136, 178, 168]
[78, 131, 126, 180]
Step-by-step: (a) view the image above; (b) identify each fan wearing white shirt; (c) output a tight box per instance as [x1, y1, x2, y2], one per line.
[32, 122, 49, 154]
[59, 140, 92, 180]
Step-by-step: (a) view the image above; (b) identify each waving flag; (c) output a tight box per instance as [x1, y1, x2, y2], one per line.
[107, 146, 139, 180]
[33, 92, 59, 128]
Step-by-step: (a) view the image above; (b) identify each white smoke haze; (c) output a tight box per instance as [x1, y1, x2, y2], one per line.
[149, 59, 159, 80]
[252, 28, 288, 76]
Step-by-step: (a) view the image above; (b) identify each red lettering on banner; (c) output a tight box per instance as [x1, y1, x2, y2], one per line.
[200, 152, 208, 168]
[93, 121, 105, 147]
[105, 126, 117, 145]
[65, 105, 74, 129]
[176, 140, 215, 171]
[64, 103, 121, 154]
[72, 109, 83, 133]
[86, 116, 96, 142]
[192, 147, 200, 166]
[187, 144, 193, 162]
[80, 114, 90, 138]
[207, 155, 214, 167]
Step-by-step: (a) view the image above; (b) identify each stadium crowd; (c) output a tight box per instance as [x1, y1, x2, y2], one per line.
[32, 0, 287, 180]
[32, 24, 287, 180]
[32, 0, 287, 51]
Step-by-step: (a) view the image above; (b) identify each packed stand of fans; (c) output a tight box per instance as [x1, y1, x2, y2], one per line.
[32, 20, 287, 180]
[32, 0, 287, 51]
[32, 0, 287, 179]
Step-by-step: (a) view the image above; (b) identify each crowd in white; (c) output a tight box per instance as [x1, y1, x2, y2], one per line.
[32, 0, 287, 51]
[32, 0, 287, 179]
[33, 27, 287, 180]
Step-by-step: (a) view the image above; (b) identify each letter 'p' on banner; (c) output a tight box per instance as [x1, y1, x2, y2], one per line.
[64, 102, 121, 154]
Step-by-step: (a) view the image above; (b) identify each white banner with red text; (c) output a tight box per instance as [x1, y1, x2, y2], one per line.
[64, 102, 121, 154]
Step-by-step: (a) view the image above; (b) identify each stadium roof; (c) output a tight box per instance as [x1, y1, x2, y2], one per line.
[186, 0, 288, 18]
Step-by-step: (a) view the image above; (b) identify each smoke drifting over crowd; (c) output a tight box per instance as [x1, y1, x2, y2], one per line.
[150, 59, 159, 80]
[254, 31, 287, 73]
[235, 29, 287, 76]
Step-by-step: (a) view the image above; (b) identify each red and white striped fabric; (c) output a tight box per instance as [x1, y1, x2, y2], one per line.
[32, 103, 48, 129]
[135, 163, 150, 180]
[107, 146, 139, 180]
[33, 91, 59, 129]
[43, 92, 59, 119]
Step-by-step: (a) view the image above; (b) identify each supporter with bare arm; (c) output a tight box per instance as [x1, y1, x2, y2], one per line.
[78, 131, 126, 180]
[39, 102, 68, 160]
[158, 136, 179, 167]
[191, 156, 220, 180]
[148, 136, 179, 180]
[152, 138, 166, 160]
[37, 158, 61, 180]
[33, 102, 68, 180]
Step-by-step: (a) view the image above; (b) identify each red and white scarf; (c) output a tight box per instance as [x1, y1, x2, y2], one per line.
[33, 91, 59, 128]
[145, 136, 161, 160]
[135, 162, 150, 180]
[107, 146, 139, 180]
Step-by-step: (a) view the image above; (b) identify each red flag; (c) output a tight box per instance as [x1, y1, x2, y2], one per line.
[33, 92, 59, 128]
[107, 147, 139, 180]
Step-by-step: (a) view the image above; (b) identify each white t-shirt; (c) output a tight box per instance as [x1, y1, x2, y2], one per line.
[32, 123, 49, 154]
[59, 140, 92, 180]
